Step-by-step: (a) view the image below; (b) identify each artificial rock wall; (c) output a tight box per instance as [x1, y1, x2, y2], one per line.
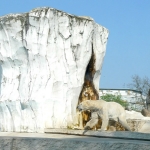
[0, 7, 108, 132]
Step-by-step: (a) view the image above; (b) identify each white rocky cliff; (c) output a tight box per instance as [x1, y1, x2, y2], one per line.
[0, 7, 109, 132]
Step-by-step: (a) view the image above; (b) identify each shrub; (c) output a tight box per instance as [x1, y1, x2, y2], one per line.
[100, 94, 129, 108]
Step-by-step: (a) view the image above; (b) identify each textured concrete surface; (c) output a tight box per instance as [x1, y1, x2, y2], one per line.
[0, 132, 150, 150]
[45, 128, 150, 141]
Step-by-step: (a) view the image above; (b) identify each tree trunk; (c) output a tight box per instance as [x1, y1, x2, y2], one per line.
[146, 89, 150, 111]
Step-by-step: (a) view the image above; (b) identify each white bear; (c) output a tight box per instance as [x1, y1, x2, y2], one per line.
[77, 100, 131, 131]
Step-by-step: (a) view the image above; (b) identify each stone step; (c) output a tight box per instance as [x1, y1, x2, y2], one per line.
[44, 128, 150, 141]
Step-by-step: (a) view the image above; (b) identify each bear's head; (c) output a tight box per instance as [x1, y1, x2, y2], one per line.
[77, 100, 91, 112]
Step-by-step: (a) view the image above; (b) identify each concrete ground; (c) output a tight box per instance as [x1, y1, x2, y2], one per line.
[0, 132, 150, 150]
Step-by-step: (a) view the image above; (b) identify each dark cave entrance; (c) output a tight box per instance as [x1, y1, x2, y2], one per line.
[78, 45, 99, 127]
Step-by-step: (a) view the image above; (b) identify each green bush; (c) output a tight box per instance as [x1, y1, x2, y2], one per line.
[100, 94, 129, 108]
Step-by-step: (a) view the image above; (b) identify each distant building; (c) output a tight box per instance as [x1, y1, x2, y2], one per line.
[99, 88, 146, 111]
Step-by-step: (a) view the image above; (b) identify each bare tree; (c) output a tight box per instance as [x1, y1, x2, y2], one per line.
[128, 75, 150, 108]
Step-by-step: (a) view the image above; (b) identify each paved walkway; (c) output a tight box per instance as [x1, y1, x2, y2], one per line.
[0, 132, 150, 149]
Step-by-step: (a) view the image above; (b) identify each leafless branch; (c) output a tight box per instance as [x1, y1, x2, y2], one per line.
[128, 75, 150, 108]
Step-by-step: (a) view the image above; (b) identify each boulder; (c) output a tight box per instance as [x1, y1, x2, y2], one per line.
[141, 109, 150, 117]
[0, 7, 108, 132]
[126, 110, 150, 133]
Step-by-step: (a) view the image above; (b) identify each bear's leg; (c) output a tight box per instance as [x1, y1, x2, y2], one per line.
[98, 110, 109, 131]
[99, 118, 109, 131]
[84, 112, 98, 130]
[118, 116, 131, 131]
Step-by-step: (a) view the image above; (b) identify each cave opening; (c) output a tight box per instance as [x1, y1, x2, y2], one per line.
[78, 44, 99, 127]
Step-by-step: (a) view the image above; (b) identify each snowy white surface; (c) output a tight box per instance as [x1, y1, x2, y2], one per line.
[126, 110, 150, 120]
[0, 7, 108, 132]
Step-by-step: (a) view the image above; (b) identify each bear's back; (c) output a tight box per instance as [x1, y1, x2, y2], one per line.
[107, 101, 125, 117]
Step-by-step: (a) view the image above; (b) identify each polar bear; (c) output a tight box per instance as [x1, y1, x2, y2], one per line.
[77, 100, 131, 131]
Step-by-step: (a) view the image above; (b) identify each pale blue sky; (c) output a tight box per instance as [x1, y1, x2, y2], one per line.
[0, 0, 150, 89]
